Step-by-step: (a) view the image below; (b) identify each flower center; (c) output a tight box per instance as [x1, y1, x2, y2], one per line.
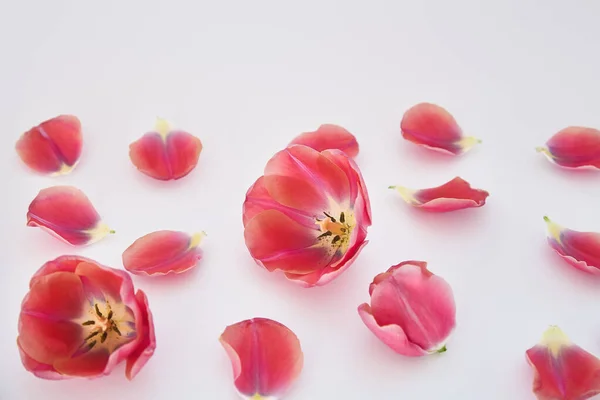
[317, 211, 354, 253]
[81, 301, 126, 351]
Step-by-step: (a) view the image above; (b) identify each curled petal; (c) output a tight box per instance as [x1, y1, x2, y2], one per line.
[219, 318, 303, 399]
[123, 230, 205, 276]
[129, 119, 202, 180]
[358, 261, 456, 356]
[15, 115, 82, 175]
[288, 124, 359, 157]
[390, 177, 489, 212]
[27, 186, 114, 245]
[537, 127, 600, 169]
[544, 216, 600, 274]
[125, 290, 156, 380]
[526, 326, 600, 400]
[400, 103, 480, 155]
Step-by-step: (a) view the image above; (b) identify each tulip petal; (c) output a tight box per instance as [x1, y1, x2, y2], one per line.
[27, 186, 114, 245]
[359, 261, 456, 356]
[544, 216, 600, 274]
[289, 124, 359, 157]
[390, 177, 489, 212]
[537, 127, 600, 169]
[400, 103, 480, 155]
[129, 119, 202, 180]
[526, 326, 600, 400]
[17, 341, 64, 380]
[123, 230, 205, 276]
[219, 318, 303, 399]
[264, 145, 351, 213]
[15, 115, 82, 175]
[125, 290, 156, 380]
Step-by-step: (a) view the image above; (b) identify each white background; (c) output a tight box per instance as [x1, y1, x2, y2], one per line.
[1, 1, 600, 399]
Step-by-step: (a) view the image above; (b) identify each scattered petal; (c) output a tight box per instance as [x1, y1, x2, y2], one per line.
[536, 127, 600, 169]
[289, 124, 359, 157]
[358, 261, 456, 356]
[27, 186, 114, 246]
[242, 145, 371, 287]
[543, 216, 600, 274]
[129, 119, 202, 180]
[15, 115, 82, 175]
[18, 256, 156, 380]
[219, 318, 303, 399]
[389, 177, 489, 212]
[400, 103, 480, 155]
[526, 326, 600, 400]
[123, 230, 206, 276]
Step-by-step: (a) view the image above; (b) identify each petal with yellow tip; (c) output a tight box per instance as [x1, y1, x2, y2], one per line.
[400, 103, 480, 155]
[129, 119, 202, 181]
[537, 127, 600, 169]
[27, 186, 114, 246]
[15, 115, 82, 176]
[389, 177, 489, 212]
[544, 216, 600, 274]
[219, 318, 303, 400]
[122, 230, 205, 276]
[526, 326, 600, 400]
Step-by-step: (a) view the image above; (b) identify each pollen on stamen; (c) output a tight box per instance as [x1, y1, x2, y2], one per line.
[332, 235, 341, 244]
[107, 310, 113, 320]
[101, 332, 108, 343]
[340, 212, 345, 223]
[95, 304, 103, 318]
[112, 325, 122, 336]
[85, 331, 100, 340]
[89, 340, 97, 349]
[323, 212, 336, 222]
[82, 320, 95, 326]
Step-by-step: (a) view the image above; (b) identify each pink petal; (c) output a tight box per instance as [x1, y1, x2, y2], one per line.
[359, 261, 456, 355]
[27, 186, 114, 245]
[390, 177, 489, 212]
[400, 103, 480, 155]
[123, 230, 205, 276]
[263, 145, 350, 213]
[125, 290, 156, 380]
[537, 127, 600, 169]
[17, 342, 64, 380]
[219, 318, 303, 399]
[289, 124, 359, 157]
[129, 119, 202, 181]
[15, 115, 82, 175]
[544, 216, 600, 274]
[526, 326, 600, 400]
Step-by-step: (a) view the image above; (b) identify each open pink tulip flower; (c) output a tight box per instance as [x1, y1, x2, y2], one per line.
[243, 144, 371, 287]
[220, 318, 303, 399]
[526, 326, 600, 400]
[400, 103, 480, 155]
[358, 261, 456, 356]
[17, 255, 156, 380]
[544, 216, 600, 274]
[389, 176, 489, 212]
[537, 127, 600, 169]
[288, 124, 359, 158]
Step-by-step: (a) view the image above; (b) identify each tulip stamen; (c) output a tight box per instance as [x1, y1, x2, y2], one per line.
[82, 302, 123, 349]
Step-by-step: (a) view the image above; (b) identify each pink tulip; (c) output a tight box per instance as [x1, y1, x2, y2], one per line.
[526, 326, 600, 400]
[358, 261, 456, 356]
[220, 318, 303, 399]
[243, 145, 371, 287]
[17, 255, 156, 380]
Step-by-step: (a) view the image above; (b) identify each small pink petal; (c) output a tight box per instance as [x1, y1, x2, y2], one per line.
[526, 326, 600, 400]
[358, 261, 456, 356]
[400, 103, 480, 155]
[544, 216, 600, 274]
[129, 119, 202, 181]
[390, 177, 489, 212]
[125, 290, 156, 380]
[15, 115, 82, 175]
[219, 318, 303, 399]
[123, 230, 205, 276]
[537, 127, 600, 169]
[289, 124, 359, 157]
[27, 186, 114, 245]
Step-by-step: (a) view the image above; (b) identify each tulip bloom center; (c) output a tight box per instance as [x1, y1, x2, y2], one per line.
[80, 300, 135, 352]
[317, 210, 354, 253]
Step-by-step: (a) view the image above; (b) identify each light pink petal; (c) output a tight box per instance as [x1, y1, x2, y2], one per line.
[544, 216, 600, 274]
[289, 124, 359, 157]
[125, 290, 156, 380]
[537, 126, 600, 169]
[219, 318, 303, 398]
[123, 230, 205, 276]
